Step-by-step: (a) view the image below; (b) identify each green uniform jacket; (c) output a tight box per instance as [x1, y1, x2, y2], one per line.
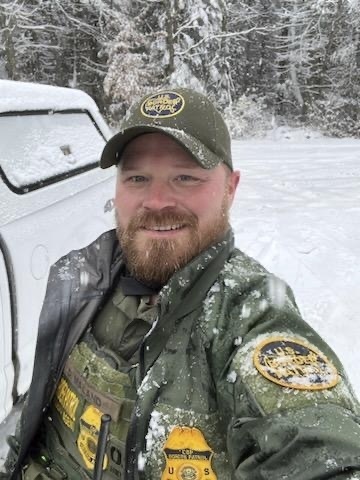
[5, 229, 360, 479]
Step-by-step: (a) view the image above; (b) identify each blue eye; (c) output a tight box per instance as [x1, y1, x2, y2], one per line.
[177, 175, 197, 182]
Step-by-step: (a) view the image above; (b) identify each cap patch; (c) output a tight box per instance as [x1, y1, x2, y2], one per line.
[253, 337, 339, 391]
[161, 426, 217, 480]
[141, 91, 185, 118]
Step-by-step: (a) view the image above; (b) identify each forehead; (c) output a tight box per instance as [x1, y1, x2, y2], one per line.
[120, 133, 200, 170]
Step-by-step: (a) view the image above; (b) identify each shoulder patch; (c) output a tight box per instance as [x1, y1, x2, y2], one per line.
[253, 337, 339, 391]
[141, 91, 185, 118]
[161, 426, 217, 480]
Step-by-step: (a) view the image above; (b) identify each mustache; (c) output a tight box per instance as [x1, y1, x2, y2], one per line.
[125, 209, 198, 231]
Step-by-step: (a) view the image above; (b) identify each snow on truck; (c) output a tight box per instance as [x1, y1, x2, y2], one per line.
[0, 80, 115, 425]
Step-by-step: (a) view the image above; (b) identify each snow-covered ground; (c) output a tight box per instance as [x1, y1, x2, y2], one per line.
[1, 134, 359, 465]
[231, 135, 360, 397]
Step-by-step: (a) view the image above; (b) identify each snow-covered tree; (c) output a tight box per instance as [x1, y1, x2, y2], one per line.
[0, 0, 358, 135]
[0, 0, 118, 110]
[104, 0, 233, 122]
[103, 1, 156, 122]
[273, 0, 360, 134]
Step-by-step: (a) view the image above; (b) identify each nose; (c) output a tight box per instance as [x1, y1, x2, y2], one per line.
[142, 180, 177, 210]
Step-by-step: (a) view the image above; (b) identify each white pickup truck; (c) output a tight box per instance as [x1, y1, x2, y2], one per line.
[0, 80, 116, 428]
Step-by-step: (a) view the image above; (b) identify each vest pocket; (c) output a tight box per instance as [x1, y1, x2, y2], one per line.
[44, 420, 91, 480]
[103, 437, 126, 479]
[22, 462, 53, 480]
[38, 338, 137, 480]
[22, 449, 71, 480]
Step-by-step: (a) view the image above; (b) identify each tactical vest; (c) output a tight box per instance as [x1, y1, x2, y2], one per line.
[24, 288, 158, 480]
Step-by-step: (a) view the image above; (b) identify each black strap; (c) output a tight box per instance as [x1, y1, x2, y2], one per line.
[119, 275, 158, 296]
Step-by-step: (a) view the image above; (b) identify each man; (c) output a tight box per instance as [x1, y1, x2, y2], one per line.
[5, 88, 360, 479]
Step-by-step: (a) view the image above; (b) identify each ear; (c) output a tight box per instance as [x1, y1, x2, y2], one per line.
[226, 170, 240, 204]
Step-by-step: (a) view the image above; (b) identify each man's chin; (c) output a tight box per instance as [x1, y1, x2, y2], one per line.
[124, 235, 196, 287]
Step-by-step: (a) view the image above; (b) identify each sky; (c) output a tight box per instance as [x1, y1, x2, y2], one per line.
[1, 130, 360, 465]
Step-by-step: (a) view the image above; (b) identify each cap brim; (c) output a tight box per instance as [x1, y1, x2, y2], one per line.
[100, 125, 222, 170]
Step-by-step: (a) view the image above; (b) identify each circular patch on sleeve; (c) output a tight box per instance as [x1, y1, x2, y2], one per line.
[141, 91, 185, 118]
[253, 337, 339, 390]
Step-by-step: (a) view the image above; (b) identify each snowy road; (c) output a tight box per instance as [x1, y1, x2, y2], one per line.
[231, 137, 360, 397]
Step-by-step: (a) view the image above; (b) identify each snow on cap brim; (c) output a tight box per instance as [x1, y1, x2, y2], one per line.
[100, 125, 222, 170]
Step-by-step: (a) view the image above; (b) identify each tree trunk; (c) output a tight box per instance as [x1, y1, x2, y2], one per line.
[165, 0, 175, 77]
[288, 1, 304, 113]
[0, 8, 19, 80]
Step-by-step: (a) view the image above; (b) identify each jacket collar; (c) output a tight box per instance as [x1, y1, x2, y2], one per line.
[159, 228, 235, 317]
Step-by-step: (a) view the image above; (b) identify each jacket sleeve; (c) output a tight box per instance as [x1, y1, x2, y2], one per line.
[212, 273, 360, 480]
[3, 230, 121, 479]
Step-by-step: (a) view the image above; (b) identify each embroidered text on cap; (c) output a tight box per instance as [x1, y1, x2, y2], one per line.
[141, 91, 185, 118]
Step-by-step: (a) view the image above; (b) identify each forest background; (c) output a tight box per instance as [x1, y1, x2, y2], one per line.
[0, 0, 359, 138]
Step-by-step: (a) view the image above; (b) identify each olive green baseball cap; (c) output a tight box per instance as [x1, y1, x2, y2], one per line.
[100, 87, 233, 170]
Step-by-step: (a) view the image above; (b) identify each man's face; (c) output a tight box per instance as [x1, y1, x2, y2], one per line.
[115, 133, 240, 287]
